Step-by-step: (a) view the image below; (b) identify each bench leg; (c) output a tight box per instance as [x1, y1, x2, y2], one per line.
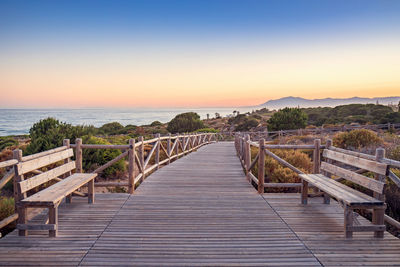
[323, 193, 330, 204]
[344, 205, 353, 238]
[88, 180, 95, 204]
[49, 206, 58, 237]
[17, 206, 28, 237]
[372, 207, 385, 238]
[301, 180, 308, 204]
[66, 194, 72, 204]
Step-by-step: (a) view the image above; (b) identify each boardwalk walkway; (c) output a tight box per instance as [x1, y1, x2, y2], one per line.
[0, 142, 400, 266]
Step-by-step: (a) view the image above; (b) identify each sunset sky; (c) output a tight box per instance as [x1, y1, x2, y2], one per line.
[0, 0, 400, 108]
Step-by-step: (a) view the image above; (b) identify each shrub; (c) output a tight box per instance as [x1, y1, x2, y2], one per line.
[235, 117, 259, 131]
[0, 137, 18, 151]
[333, 129, 383, 149]
[82, 135, 125, 178]
[0, 196, 14, 221]
[150, 121, 163, 127]
[99, 122, 124, 135]
[389, 146, 400, 161]
[167, 112, 205, 133]
[25, 118, 97, 155]
[250, 148, 312, 192]
[267, 108, 308, 131]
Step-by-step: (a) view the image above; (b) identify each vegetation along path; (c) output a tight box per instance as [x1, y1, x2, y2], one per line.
[1, 142, 400, 266]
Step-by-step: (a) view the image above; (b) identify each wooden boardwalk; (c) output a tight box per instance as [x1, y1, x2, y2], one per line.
[0, 142, 399, 266]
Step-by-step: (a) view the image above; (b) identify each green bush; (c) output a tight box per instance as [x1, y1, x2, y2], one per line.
[235, 117, 259, 131]
[267, 108, 308, 131]
[99, 122, 124, 135]
[167, 112, 205, 133]
[0, 137, 18, 151]
[0, 196, 14, 221]
[82, 135, 125, 178]
[25, 118, 97, 155]
[150, 121, 163, 127]
[333, 129, 383, 149]
[303, 104, 393, 126]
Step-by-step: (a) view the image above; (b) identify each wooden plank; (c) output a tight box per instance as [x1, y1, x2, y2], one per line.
[18, 161, 76, 193]
[265, 149, 304, 175]
[347, 225, 386, 232]
[0, 213, 18, 229]
[17, 224, 56, 231]
[0, 169, 14, 190]
[300, 174, 384, 206]
[0, 159, 18, 168]
[320, 162, 385, 193]
[323, 149, 387, 175]
[21, 173, 97, 205]
[17, 149, 74, 175]
[264, 183, 302, 188]
[94, 151, 128, 174]
[21, 146, 68, 162]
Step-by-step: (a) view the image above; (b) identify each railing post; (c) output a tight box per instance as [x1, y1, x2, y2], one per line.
[312, 139, 321, 194]
[128, 138, 135, 194]
[245, 134, 251, 182]
[139, 136, 145, 182]
[373, 147, 385, 238]
[167, 133, 171, 164]
[258, 138, 265, 193]
[12, 149, 23, 211]
[313, 139, 321, 174]
[155, 133, 160, 169]
[323, 139, 332, 204]
[175, 134, 179, 157]
[75, 138, 83, 173]
[63, 139, 72, 203]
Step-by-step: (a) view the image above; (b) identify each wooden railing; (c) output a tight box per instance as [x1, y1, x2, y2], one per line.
[234, 133, 400, 230]
[235, 133, 324, 193]
[68, 132, 217, 192]
[0, 132, 217, 234]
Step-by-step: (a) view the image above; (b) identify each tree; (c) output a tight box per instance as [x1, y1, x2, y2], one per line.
[25, 117, 96, 155]
[267, 108, 308, 131]
[167, 112, 205, 133]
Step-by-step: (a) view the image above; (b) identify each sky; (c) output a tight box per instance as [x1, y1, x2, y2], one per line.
[0, 0, 400, 108]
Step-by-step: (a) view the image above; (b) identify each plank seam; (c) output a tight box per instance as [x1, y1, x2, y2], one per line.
[77, 194, 131, 266]
[260, 194, 324, 267]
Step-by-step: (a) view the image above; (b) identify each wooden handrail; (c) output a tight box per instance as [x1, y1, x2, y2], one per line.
[0, 159, 18, 169]
[234, 133, 400, 231]
[69, 132, 217, 193]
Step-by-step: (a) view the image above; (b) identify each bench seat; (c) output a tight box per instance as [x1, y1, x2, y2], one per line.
[299, 174, 384, 207]
[20, 173, 97, 206]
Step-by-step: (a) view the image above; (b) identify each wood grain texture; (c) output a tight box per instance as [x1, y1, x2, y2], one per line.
[1, 142, 399, 266]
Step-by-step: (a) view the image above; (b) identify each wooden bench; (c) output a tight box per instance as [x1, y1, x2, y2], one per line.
[14, 147, 97, 237]
[299, 141, 388, 238]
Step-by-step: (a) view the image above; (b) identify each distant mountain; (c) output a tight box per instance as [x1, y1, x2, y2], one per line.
[259, 96, 400, 110]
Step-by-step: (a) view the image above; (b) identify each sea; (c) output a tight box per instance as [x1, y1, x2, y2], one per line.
[0, 107, 255, 136]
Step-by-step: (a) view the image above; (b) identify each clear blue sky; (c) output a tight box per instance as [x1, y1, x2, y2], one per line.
[1, 0, 400, 107]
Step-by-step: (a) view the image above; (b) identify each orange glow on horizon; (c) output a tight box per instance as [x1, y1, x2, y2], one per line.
[1, 38, 399, 108]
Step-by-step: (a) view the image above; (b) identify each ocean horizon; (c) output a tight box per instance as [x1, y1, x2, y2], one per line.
[0, 107, 255, 136]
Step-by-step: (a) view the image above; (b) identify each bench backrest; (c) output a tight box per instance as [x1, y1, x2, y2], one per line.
[321, 148, 388, 194]
[14, 148, 75, 197]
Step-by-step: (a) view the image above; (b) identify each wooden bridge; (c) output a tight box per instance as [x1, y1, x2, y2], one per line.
[1, 142, 400, 266]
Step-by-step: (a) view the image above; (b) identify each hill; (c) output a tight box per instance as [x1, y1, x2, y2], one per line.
[260, 96, 400, 110]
